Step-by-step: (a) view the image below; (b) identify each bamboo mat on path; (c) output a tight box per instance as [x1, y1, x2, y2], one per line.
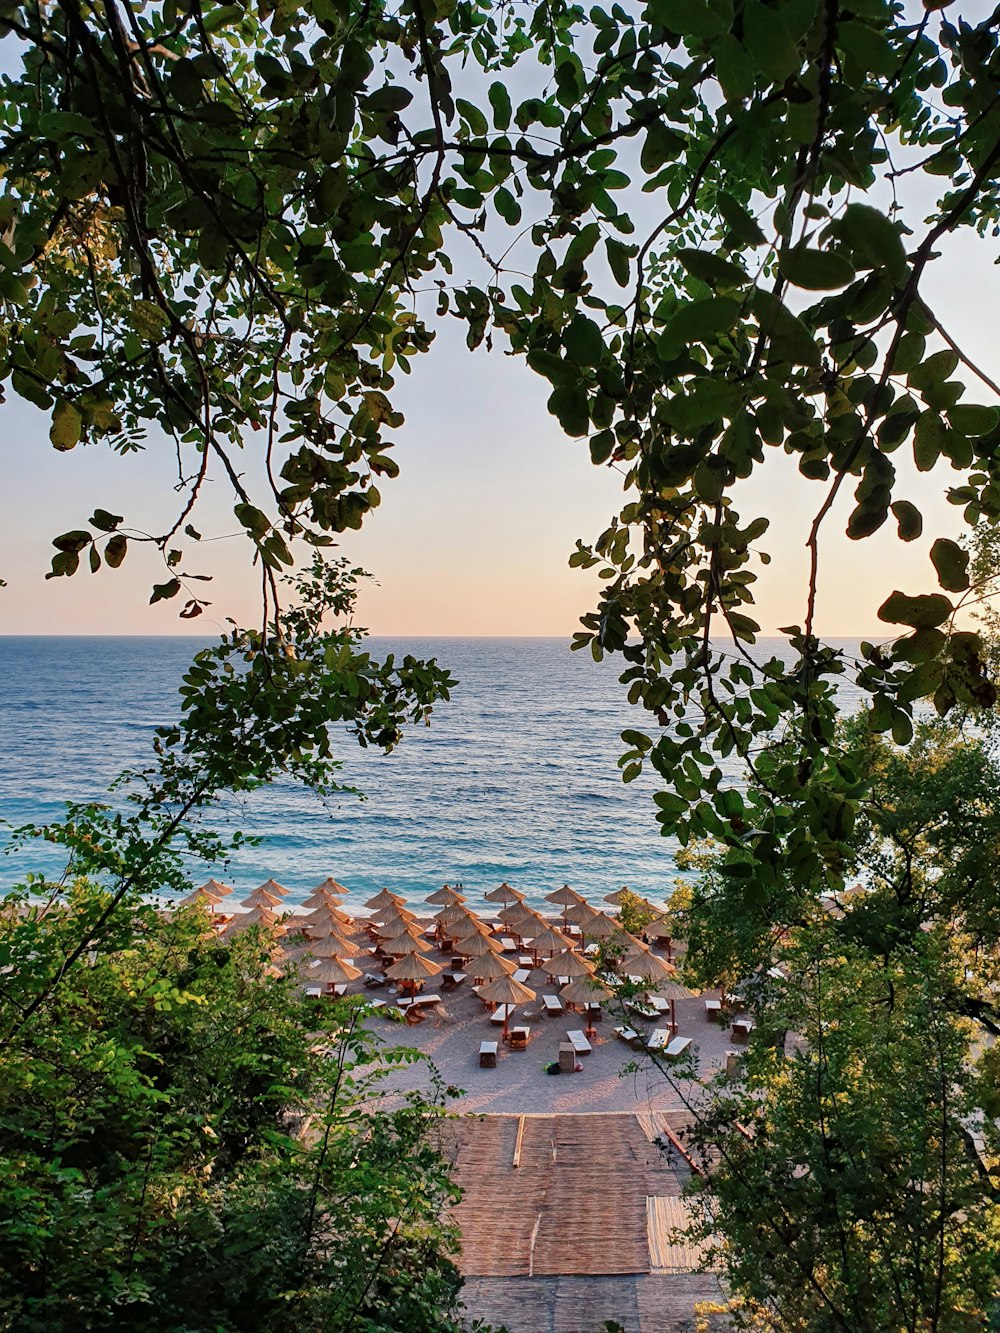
[446, 1112, 686, 1278]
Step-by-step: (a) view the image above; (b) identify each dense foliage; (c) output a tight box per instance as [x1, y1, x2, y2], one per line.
[4, 0, 1000, 890]
[673, 713, 1000, 1330]
[0, 886, 463, 1332]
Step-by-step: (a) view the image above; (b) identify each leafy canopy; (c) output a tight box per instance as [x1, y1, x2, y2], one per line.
[4, 0, 1000, 890]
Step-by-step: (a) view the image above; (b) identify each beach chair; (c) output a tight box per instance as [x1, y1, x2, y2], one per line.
[509, 1026, 530, 1051]
[363, 972, 387, 988]
[479, 1040, 498, 1068]
[704, 998, 723, 1023]
[664, 1036, 692, 1060]
[566, 1029, 592, 1056]
[731, 1019, 754, 1044]
[614, 1025, 644, 1051]
[542, 994, 563, 1017]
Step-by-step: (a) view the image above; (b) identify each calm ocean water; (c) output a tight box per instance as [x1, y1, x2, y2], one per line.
[0, 636, 866, 911]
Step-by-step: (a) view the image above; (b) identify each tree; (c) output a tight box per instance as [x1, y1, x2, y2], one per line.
[0, 883, 464, 1331]
[671, 714, 1000, 1329]
[684, 926, 1000, 1332]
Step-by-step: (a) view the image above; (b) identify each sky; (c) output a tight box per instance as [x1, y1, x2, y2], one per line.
[2, 27, 998, 639]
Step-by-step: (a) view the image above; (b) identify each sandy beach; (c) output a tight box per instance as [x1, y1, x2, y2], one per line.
[276, 908, 740, 1118]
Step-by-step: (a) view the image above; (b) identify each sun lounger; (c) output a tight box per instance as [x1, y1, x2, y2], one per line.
[614, 1025, 644, 1051]
[363, 972, 387, 988]
[627, 999, 659, 1022]
[566, 1029, 592, 1056]
[664, 1036, 692, 1060]
[498, 936, 517, 952]
[479, 1040, 498, 1068]
[508, 1025, 530, 1051]
[704, 999, 723, 1022]
[517, 954, 533, 968]
[513, 968, 531, 984]
[305, 986, 322, 998]
[490, 1004, 516, 1024]
[542, 994, 564, 1016]
[441, 970, 467, 991]
[731, 1019, 754, 1044]
[646, 1028, 671, 1051]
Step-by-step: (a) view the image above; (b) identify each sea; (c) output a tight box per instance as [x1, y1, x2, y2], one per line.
[0, 636, 868, 913]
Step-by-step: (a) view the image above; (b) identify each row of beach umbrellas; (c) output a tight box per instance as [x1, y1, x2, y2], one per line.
[174, 877, 691, 1031]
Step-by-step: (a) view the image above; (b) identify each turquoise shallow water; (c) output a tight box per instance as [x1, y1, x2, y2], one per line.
[0, 636, 866, 911]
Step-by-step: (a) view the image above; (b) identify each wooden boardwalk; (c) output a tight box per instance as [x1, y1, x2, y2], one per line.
[444, 1112, 730, 1331]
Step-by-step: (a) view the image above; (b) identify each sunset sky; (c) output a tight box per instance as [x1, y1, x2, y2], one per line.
[1, 198, 995, 639]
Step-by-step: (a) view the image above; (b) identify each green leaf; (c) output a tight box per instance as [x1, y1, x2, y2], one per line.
[914, 411, 945, 472]
[717, 192, 766, 246]
[890, 331, 925, 375]
[456, 97, 488, 136]
[105, 534, 128, 569]
[130, 300, 170, 343]
[908, 350, 960, 392]
[547, 384, 590, 437]
[494, 187, 521, 224]
[929, 537, 970, 593]
[50, 400, 82, 451]
[90, 509, 123, 532]
[715, 34, 756, 102]
[948, 404, 999, 436]
[751, 290, 821, 365]
[234, 503, 271, 538]
[488, 82, 512, 130]
[367, 85, 413, 114]
[563, 314, 604, 367]
[150, 578, 181, 605]
[779, 247, 855, 291]
[743, 0, 801, 83]
[605, 238, 631, 287]
[890, 500, 923, 542]
[677, 249, 748, 288]
[659, 297, 740, 354]
[878, 590, 953, 629]
[839, 203, 907, 280]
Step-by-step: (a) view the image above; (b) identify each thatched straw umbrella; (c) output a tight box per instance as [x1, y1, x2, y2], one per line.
[313, 876, 350, 897]
[451, 915, 494, 942]
[305, 904, 355, 936]
[308, 955, 362, 989]
[560, 976, 613, 1036]
[547, 949, 595, 981]
[546, 883, 586, 927]
[434, 902, 471, 927]
[198, 878, 234, 899]
[301, 887, 344, 911]
[483, 882, 524, 905]
[582, 912, 627, 942]
[648, 977, 697, 1035]
[468, 950, 516, 984]
[604, 886, 632, 906]
[456, 932, 502, 960]
[385, 951, 442, 995]
[476, 975, 536, 1040]
[177, 885, 228, 910]
[426, 884, 466, 906]
[257, 878, 290, 898]
[226, 904, 277, 930]
[526, 925, 570, 963]
[563, 901, 599, 928]
[302, 930, 356, 960]
[619, 943, 675, 982]
[365, 888, 406, 912]
[382, 931, 433, 956]
[241, 887, 282, 910]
